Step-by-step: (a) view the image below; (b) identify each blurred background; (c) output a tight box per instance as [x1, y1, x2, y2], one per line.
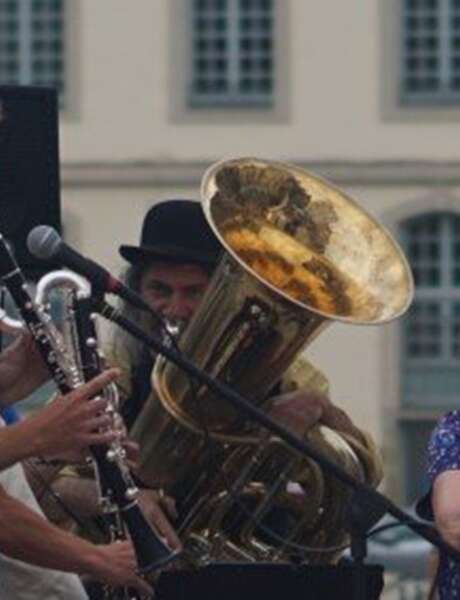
[2, 0, 460, 596]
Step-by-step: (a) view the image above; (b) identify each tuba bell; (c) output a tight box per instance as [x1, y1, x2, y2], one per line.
[130, 157, 413, 565]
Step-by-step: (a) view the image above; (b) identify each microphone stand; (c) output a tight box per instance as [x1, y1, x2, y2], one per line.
[96, 300, 460, 600]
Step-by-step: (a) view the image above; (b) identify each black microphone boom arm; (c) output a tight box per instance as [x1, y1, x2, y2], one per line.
[96, 299, 460, 566]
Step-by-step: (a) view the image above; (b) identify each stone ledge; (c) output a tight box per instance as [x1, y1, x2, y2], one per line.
[61, 160, 460, 187]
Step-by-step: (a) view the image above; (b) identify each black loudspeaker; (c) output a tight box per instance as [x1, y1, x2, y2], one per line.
[0, 85, 61, 278]
[156, 564, 385, 600]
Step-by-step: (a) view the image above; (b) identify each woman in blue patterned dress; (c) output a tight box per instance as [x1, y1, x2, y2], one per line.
[426, 410, 460, 598]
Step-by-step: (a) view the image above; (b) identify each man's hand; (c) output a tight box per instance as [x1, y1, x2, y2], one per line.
[84, 540, 153, 597]
[30, 368, 122, 462]
[138, 488, 182, 552]
[123, 439, 140, 471]
[268, 388, 364, 441]
[0, 331, 49, 406]
[268, 389, 327, 437]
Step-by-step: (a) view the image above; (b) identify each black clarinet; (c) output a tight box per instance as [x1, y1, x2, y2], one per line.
[72, 292, 180, 600]
[0, 236, 178, 582]
[0, 235, 75, 392]
[72, 293, 148, 600]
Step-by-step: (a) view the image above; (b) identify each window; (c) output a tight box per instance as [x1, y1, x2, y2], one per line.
[0, 0, 65, 102]
[401, 213, 460, 408]
[189, 0, 274, 107]
[399, 212, 460, 502]
[401, 0, 460, 105]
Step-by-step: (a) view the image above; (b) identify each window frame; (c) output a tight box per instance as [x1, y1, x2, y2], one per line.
[0, 0, 79, 119]
[400, 0, 460, 107]
[381, 0, 460, 121]
[401, 213, 460, 367]
[188, 0, 275, 108]
[169, 0, 289, 124]
[380, 193, 460, 503]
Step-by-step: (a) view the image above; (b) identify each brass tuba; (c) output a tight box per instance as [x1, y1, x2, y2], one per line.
[130, 158, 413, 565]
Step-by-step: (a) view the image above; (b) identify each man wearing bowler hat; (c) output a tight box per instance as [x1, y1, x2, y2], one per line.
[111, 199, 380, 438]
[111, 199, 383, 510]
[112, 200, 223, 429]
[45, 199, 383, 573]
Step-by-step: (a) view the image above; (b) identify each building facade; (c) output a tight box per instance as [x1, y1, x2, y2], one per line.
[2, 0, 460, 509]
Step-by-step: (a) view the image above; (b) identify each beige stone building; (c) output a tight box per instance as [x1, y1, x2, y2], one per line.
[2, 0, 460, 515]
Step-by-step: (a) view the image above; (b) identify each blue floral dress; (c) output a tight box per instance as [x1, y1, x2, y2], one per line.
[427, 410, 460, 598]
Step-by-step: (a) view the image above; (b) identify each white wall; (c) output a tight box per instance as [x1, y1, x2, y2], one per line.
[60, 0, 460, 163]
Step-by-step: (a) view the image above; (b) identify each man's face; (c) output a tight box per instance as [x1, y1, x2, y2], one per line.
[139, 261, 211, 327]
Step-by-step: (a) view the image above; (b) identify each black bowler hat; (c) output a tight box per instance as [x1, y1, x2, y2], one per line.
[119, 199, 222, 266]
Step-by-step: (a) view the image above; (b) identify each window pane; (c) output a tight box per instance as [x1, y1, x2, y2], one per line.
[0, 0, 19, 83]
[402, 365, 460, 406]
[189, 0, 274, 107]
[30, 0, 64, 88]
[452, 301, 460, 355]
[401, 421, 435, 503]
[0, 0, 65, 104]
[401, 0, 460, 104]
[451, 215, 460, 285]
[404, 300, 442, 358]
[405, 214, 442, 287]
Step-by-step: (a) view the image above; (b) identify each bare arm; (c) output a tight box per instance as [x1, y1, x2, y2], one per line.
[0, 369, 121, 471]
[268, 388, 383, 486]
[0, 485, 152, 595]
[432, 470, 460, 550]
[269, 389, 367, 443]
[0, 419, 47, 471]
[0, 482, 102, 571]
[0, 332, 48, 407]
[51, 475, 103, 519]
